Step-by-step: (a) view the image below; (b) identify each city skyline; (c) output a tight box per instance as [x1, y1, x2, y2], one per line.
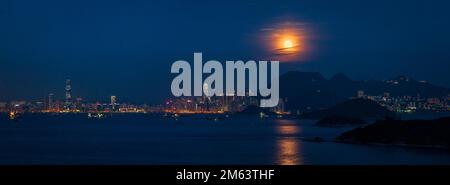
[1, 72, 449, 115]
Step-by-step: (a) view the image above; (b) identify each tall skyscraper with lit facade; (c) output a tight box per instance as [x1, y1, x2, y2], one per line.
[111, 95, 117, 111]
[47, 93, 54, 111]
[65, 79, 72, 110]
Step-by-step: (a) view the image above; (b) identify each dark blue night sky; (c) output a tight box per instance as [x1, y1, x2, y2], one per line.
[1, 0, 449, 103]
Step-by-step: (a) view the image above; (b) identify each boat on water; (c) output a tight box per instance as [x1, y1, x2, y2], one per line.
[163, 113, 180, 118]
[9, 111, 22, 121]
[87, 113, 105, 119]
[259, 112, 269, 118]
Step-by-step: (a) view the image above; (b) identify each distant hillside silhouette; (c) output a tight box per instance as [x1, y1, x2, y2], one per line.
[337, 117, 450, 148]
[300, 98, 396, 119]
[280, 71, 336, 112]
[280, 71, 450, 112]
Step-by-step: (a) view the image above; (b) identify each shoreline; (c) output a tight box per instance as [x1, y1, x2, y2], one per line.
[334, 140, 450, 150]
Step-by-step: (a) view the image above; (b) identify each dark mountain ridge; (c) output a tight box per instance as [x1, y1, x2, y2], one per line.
[279, 71, 450, 112]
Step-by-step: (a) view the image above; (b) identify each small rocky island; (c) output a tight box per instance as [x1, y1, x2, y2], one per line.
[337, 117, 450, 149]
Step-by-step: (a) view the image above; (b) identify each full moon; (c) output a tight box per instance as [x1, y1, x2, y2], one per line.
[259, 20, 311, 62]
[283, 40, 293, 48]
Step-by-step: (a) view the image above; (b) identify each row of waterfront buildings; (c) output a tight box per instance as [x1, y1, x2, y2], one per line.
[0, 79, 285, 114]
[0, 79, 159, 114]
[356, 90, 450, 112]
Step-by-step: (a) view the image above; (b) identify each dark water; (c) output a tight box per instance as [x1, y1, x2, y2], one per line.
[1, 113, 450, 165]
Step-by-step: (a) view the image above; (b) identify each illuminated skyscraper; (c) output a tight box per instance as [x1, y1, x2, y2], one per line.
[203, 82, 210, 111]
[65, 79, 72, 110]
[47, 93, 54, 111]
[203, 82, 209, 96]
[111, 95, 117, 111]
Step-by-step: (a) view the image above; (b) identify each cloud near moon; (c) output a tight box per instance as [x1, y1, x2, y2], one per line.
[258, 21, 312, 62]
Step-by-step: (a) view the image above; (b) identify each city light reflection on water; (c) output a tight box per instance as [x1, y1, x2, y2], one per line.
[275, 119, 303, 165]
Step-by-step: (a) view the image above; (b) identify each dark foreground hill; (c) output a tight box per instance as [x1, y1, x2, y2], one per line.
[300, 98, 396, 119]
[337, 117, 450, 149]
